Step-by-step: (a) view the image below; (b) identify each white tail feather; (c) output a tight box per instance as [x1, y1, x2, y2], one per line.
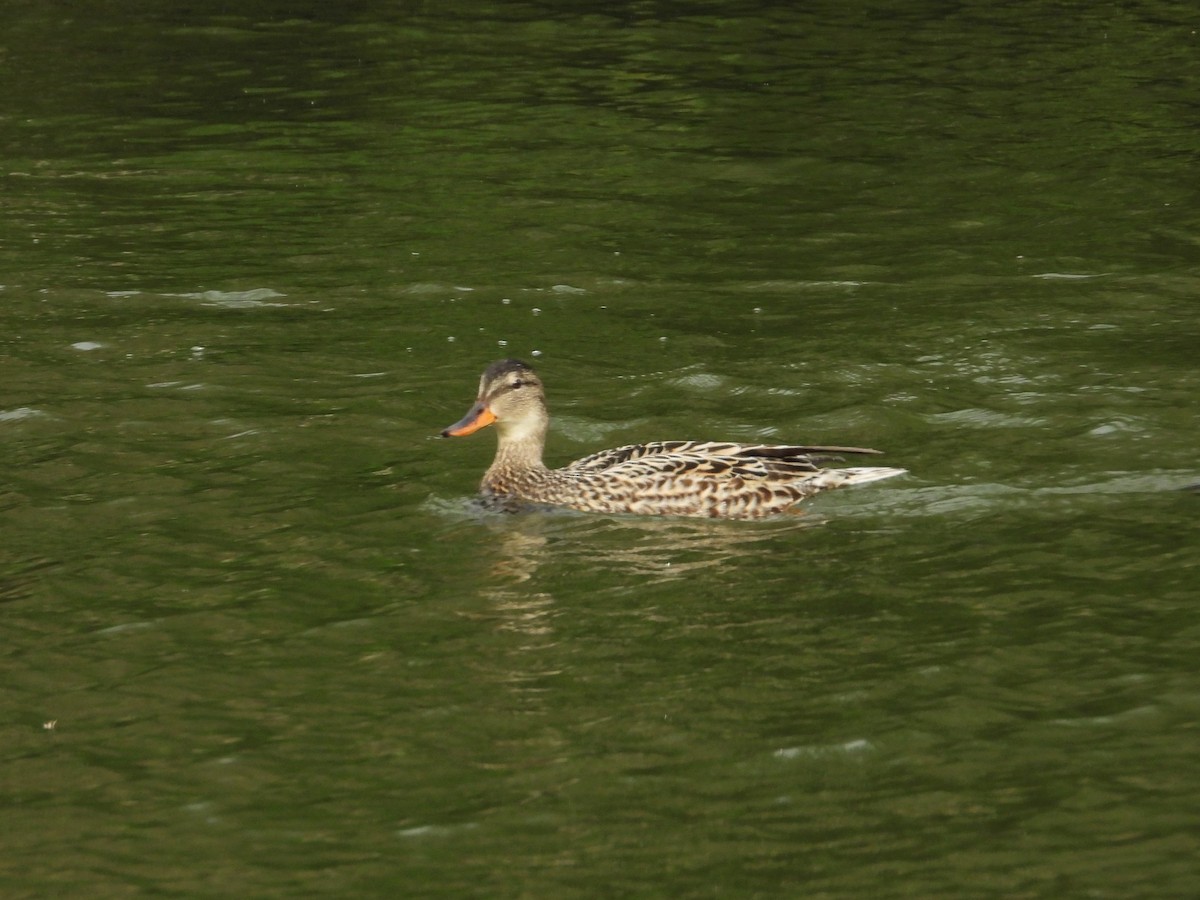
[811, 467, 907, 490]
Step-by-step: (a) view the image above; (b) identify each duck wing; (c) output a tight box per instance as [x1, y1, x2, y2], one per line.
[545, 441, 902, 519]
[566, 441, 882, 475]
[566, 441, 703, 473]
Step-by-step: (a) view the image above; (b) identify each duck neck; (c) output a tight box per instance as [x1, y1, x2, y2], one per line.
[486, 413, 551, 480]
[490, 438, 549, 474]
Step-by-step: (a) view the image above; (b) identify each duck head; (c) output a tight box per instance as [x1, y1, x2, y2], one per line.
[441, 359, 549, 444]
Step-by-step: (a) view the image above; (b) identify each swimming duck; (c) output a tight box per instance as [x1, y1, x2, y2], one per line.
[441, 359, 905, 519]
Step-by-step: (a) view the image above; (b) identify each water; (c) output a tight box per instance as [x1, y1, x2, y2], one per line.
[3, 2, 1199, 897]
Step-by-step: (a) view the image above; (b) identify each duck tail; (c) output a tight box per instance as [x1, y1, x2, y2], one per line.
[812, 467, 907, 489]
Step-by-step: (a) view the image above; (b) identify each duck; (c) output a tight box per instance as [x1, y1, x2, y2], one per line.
[441, 359, 905, 520]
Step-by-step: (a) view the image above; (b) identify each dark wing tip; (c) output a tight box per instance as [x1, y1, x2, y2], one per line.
[740, 445, 884, 459]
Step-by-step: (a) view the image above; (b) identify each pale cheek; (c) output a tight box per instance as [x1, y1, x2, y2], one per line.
[500, 418, 541, 443]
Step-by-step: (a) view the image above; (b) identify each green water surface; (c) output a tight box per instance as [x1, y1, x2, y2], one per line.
[3, 3, 1198, 897]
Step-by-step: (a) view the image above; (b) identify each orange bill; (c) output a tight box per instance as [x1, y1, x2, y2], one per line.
[441, 402, 497, 437]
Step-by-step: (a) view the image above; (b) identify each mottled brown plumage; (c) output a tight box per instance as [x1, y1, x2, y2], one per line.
[441, 359, 905, 519]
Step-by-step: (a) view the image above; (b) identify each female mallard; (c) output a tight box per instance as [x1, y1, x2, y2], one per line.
[441, 359, 905, 519]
